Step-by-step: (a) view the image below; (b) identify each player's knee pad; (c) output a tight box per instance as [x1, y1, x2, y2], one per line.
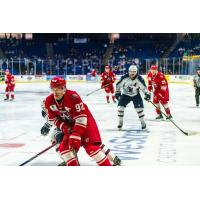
[85, 144, 109, 165]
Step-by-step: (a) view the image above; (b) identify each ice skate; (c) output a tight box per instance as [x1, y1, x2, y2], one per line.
[113, 156, 122, 166]
[155, 114, 164, 120]
[166, 114, 173, 121]
[117, 120, 123, 130]
[141, 121, 147, 130]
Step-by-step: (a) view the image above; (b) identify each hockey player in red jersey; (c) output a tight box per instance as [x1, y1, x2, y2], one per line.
[4, 69, 15, 101]
[101, 65, 116, 103]
[147, 65, 172, 120]
[44, 77, 113, 166]
[40, 100, 121, 166]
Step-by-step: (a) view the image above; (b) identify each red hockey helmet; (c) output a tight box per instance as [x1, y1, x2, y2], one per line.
[50, 77, 66, 89]
[150, 65, 158, 70]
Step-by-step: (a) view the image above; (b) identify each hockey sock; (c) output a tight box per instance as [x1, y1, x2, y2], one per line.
[135, 108, 145, 122]
[106, 95, 109, 101]
[11, 92, 14, 99]
[155, 103, 161, 115]
[112, 95, 115, 101]
[163, 103, 171, 116]
[85, 145, 112, 166]
[6, 93, 9, 99]
[61, 150, 79, 166]
[66, 158, 79, 166]
[118, 106, 125, 123]
[100, 144, 116, 162]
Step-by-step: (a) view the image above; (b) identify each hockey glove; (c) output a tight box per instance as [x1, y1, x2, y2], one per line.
[115, 92, 121, 101]
[41, 122, 52, 136]
[54, 131, 64, 144]
[144, 93, 151, 102]
[68, 133, 81, 152]
[41, 110, 47, 118]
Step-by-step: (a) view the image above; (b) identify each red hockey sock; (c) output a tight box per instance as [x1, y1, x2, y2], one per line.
[106, 95, 109, 101]
[112, 95, 115, 101]
[85, 145, 112, 166]
[97, 156, 112, 166]
[156, 108, 161, 115]
[11, 94, 14, 99]
[66, 158, 79, 166]
[6, 94, 9, 99]
[165, 108, 171, 116]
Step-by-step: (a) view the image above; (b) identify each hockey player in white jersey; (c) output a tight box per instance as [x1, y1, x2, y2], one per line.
[115, 65, 151, 129]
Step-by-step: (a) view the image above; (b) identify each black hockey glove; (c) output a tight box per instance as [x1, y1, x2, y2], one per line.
[144, 93, 151, 102]
[115, 92, 121, 101]
[54, 130, 64, 144]
[41, 110, 47, 118]
[41, 122, 52, 136]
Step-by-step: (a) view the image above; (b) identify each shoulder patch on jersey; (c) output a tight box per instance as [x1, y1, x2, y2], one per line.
[71, 93, 79, 100]
[50, 105, 58, 111]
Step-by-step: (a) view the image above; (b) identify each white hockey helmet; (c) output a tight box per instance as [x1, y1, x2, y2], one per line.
[129, 65, 138, 73]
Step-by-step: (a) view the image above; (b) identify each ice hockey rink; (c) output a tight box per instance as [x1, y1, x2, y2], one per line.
[0, 81, 199, 166]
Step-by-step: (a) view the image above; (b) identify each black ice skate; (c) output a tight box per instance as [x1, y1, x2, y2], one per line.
[58, 161, 66, 166]
[141, 122, 146, 130]
[113, 156, 122, 166]
[113, 99, 117, 103]
[4, 98, 9, 101]
[155, 114, 164, 120]
[10, 98, 14, 101]
[166, 114, 173, 120]
[107, 99, 110, 103]
[117, 121, 123, 129]
[196, 104, 199, 107]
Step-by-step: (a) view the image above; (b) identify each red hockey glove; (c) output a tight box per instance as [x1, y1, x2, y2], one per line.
[68, 133, 81, 152]
[61, 124, 71, 135]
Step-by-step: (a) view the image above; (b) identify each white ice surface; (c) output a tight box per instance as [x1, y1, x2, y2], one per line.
[0, 82, 199, 166]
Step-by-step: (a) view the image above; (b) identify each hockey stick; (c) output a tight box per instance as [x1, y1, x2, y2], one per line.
[86, 82, 113, 96]
[149, 100, 189, 136]
[19, 142, 57, 166]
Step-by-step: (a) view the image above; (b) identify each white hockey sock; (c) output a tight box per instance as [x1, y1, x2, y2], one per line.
[135, 108, 145, 122]
[101, 144, 116, 162]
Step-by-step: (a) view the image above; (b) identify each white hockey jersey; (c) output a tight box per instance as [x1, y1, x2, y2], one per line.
[116, 73, 148, 97]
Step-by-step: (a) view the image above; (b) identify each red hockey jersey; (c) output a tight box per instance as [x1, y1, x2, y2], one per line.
[101, 71, 116, 86]
[5, 74, 15, 86]
[147, 71, 169, 98]
[44, 90, 102, 146]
